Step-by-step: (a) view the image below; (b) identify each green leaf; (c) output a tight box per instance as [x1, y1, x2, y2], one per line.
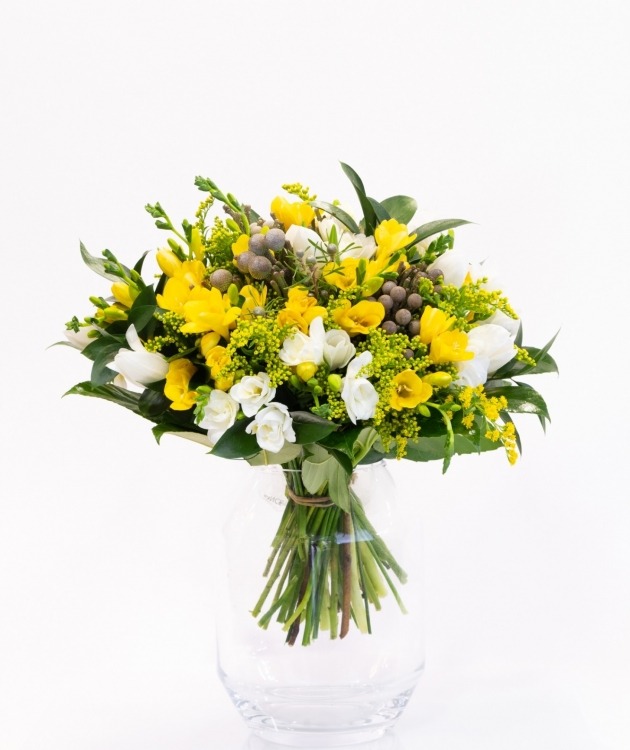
[290, 411, 337, 444]
[64, 381, 143, 415]
[327, 456, 351, 512]
[81, 336, 124, 385]
[407, 219, 472, 247]
[139, 388, 170, 419]
[310, 200, 360, 234]
[152, 423, 210, 445]
[247, 443, 303, 466]
[485, 382, 551, 421]
[302, 450, 334, 495]
[368, 197, 391, 223]
[340, 162, 378, 236]
[319, 427, 364, 459]
[133, 251, 150, 275]
[80, 241, 130, 282]
[380, 195, 417, 224]
[211, 418, 258, 459]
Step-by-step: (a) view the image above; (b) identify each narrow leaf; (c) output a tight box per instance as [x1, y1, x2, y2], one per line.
[406, 219, 471, 247]
[340, 162, 378, 235]
[310, 200, 360, 234]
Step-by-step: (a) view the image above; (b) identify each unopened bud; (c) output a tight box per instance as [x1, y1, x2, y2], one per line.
[227, 283, 240, 306]
[423, 371, 453, 388]
[327, 374, 342, 393]
[156, 249, 182, 277]
[296, 362, 318, 382]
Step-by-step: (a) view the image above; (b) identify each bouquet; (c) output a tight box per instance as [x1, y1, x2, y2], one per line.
[62, 163, 556, 647]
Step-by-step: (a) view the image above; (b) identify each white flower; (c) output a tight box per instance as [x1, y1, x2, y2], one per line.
[427, 248, 483, 288]
[481, 309, 520, 337]
[109, 325, 169, 387]
[285, 225, 324, 262]
[64, 325, 98, 350]
[318, 217, 377, 260]
[198, 390, 239, 447]
[456, 324, 516, 387]
[279, 316, 325, 367]
[229, 372, 276, 417]
[341, 351, 379, 424]
[323, 328, 355, 370]
[246, 402, 296, 453]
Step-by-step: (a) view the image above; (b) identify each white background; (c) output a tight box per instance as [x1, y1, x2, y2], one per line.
[1, 1, 629, 748]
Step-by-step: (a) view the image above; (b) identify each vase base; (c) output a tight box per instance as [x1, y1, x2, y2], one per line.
[222, 673, 421, 747]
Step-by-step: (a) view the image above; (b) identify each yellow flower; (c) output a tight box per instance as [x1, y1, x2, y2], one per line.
[189, 226, 204, 260]
[200, 332, 221, 358]
[156, 249, 182, 277]
[322, 258, 360, 291]
[111, 281, 136, 308]
[164, 359, 197, 411]
[156, 260, 207, 314]
[271, 196, 315, 229]
[390, 370, 433, 410]
[181, 286, 241, 339]
[419, 306, 456, 345]
[231, 234, 250, 257]
[333, 299, 385, 336]
[430, 331, 474, 364]
[277, 287, 327, 333]
[374, 219, 416, 257]
[205, 345, 233, 390]
[240, 284, 268, 317]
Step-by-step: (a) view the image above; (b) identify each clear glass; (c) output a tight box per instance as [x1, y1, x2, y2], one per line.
[216, 461, 424, 747]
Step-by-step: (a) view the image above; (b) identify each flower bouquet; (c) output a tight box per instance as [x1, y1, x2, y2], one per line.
[62, 163, 556, 648]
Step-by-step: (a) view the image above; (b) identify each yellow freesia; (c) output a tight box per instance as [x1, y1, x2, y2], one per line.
[231, 234, 250, 257]
[419, 306, 456, 345]
[111, 281, 137, 308]
[205, 345, 233, 390]
[176, 260, 206, 288]
[322, 258, 360, 291]
[157, 277, 195, 314]
[271, 196, 315, 229]
[164, 359, 197, 411]
[390, 370, 433, 410]
[430, 331, 474, 364]
[374, 219, 416, 257]
[333, 299, 385, 336]
[200, 332, 221, 358]
[277, 287, 327, 333]
[156, 249, 182, 277]
[181, 286, 241, 340]
[189, 226, 204, 260]
[240, 284, 268, 317]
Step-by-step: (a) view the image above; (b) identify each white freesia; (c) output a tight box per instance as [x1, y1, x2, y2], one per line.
[230, 372, 276, 417]
[323, 328, 355, 370]
[481, 309, 520, 337]
[317, 217, 377, 260]
[456, 324, 516, 387]
[279, 316, 325, 366]
[285, 225, 324, 262]
[198, 390, 239, 447]
[109, 324, 169, 387]
[341, 351, 379, 424]
[427, 248, 483, 288]
[64, 324, 98, 351]
[246, 402, 296, 453]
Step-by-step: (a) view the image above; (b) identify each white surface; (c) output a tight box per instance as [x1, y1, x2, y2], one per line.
[1, 1, 629, 748]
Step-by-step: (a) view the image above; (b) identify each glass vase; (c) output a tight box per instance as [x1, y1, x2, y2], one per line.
[216, 460, 424, 747]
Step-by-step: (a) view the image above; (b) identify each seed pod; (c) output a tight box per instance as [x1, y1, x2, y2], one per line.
[407, 293, 423, 310]
[381, 320, 397, 335]
[390, 285, 407, 304]
[395, 308, 412, 326]
[250, 225, 262, 235]
[264, 228, 286, 251]
[403, 348, 414, 359]
[382, 280, 396, 294]
[378, 294, 394, 311]
[249, 233, 268, 255]
[236, 251, 254, 274]
[249, 256, 273, 280]
[408, 320, 420, 337]
[252, 306, 266, 316]
[428, 268, 443, 280]
[209, 269, 233, 292]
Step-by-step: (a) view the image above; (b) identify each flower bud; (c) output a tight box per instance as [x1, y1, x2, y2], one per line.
[296, 362, 318, 382]
[423, 371, 453, 387]
[327, 374, 342, 393]
[157, 249, 182, 277]
[227, 283, 240, 306]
